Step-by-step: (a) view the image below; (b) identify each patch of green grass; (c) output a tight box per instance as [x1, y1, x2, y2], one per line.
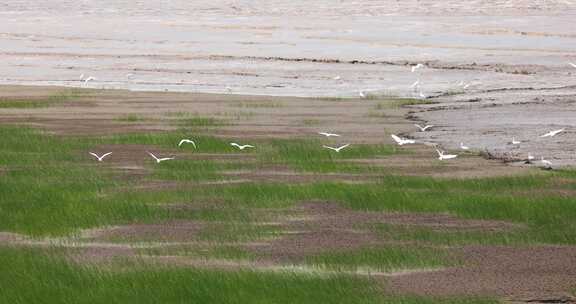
[177, 116, 228, 128]
[231, 101, 283, 108]
[443, 89, 465, 97]
[0, 126, 165, 236]
[3, 124, 576, 245]
[0, 90, 83, 109]
[0, 247, 501, 304]
[0, 247, 388, 304]
[116, 114, 147, 122]
[165, 112, 232, 126]
[149, 159, 224, 181]
[375, 98, 436, 109]
[305, 246, 451, 272]
[182, 173, 576, 244]
[197, 222, 283, 242]
[214, 111, 256, 121]
[315, 97, 349, 102]
[258, 139, 397, 173]
[141, 245, 256, 261]
[366, 111, 392, 118]
[163, 111, 192, 117]
[370, 223, 528, 246]
[101, 132, 233, 153]
[302, 119, 321, 126]
[0, 126, 248, 235]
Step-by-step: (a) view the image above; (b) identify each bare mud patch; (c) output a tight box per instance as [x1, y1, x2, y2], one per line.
[244, 202, 522, 262]
[88, 221, 205, 243]
[386, 245, 576, 299]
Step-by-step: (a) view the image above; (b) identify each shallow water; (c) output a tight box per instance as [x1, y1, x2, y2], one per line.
[1, 0, 575, 96]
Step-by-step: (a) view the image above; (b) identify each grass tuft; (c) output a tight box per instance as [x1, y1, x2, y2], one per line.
[116, 114, 147, 122]
[375, 98, 436, 109]
[258, 139, 397, 173]
[0, 90, 83, 109]
[305, 246, 450, 272]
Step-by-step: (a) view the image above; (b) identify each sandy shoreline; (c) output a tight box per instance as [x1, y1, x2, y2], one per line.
[1, 1, 575, 96]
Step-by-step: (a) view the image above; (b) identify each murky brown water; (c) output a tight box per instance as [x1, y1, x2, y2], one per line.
[1, 0, 575, 96]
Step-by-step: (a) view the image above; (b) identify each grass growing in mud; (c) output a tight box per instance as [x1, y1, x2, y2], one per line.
[0, 247, 499, 304]
[305, 246, 450, 272]
[258, 139, 397, 173]
[177, 116, 228, 128]
[0, 247, 382, 304]
[3, 124, 576, 246]
[178, 175, 576, 244]
[0, 126, 164, 236]
[374, 98, 437, 109]
[2, 121, 573, 303]
[140, 244, 256, 261]
[230, 101, 284, 108]
[370, 223, 527, 246]
[0, 126, 238, 235]
[115, 114, 148, 122]
[104, 132, 232, 153]
[197, 222, 282, 242]
[0, 90, 84, 109]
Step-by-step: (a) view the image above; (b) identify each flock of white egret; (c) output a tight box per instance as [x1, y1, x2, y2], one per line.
[89, 140, 255, 163]
[391, 123, 566, 168]
[387, 62, 574, 169]
[88, 124, 566, 170]
[85, 62, 575, 170]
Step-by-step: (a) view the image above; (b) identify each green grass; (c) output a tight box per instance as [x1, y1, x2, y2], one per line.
[0, 90, 83, 109]
[0, 126, 248, 235]
[231, 101, 284, 108]
[370, 223, 528, 246]
[176, 116, 228, 128]
[164, 111, 230, 127]
[149, 158, 225, 181]
[0, 126, 227, 235]
[2, 125, 576, 245]
[258, 139, 397, 173]
[0, 122, 563, 302]
[116, 114, 147, 122]
[197, 222, 282, 242]
[140, 245, 256, 261]
[366, 111, 393, 118]
[175, 175, 576, 244]
[305, 246, 450, 272]
[302, 119, 321, 126]
[315, 97, 349, 102]
[0, 247, 386, 304]
[0, 127, 162, 236]
[102, 132, 233, 153]
[375, 98, 436, 109]
[0, 247, 500, 304]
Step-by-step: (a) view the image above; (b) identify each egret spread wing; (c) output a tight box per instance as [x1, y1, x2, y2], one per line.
[147, 152, 159, 161]
[391, 134, 402, 144]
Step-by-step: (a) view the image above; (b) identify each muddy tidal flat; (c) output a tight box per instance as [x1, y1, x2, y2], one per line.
[1, 0, 576, 166]
[1, 1, 576, 303]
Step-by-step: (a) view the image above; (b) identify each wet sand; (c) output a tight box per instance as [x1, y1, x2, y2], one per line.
[0, 1, 575, 96]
